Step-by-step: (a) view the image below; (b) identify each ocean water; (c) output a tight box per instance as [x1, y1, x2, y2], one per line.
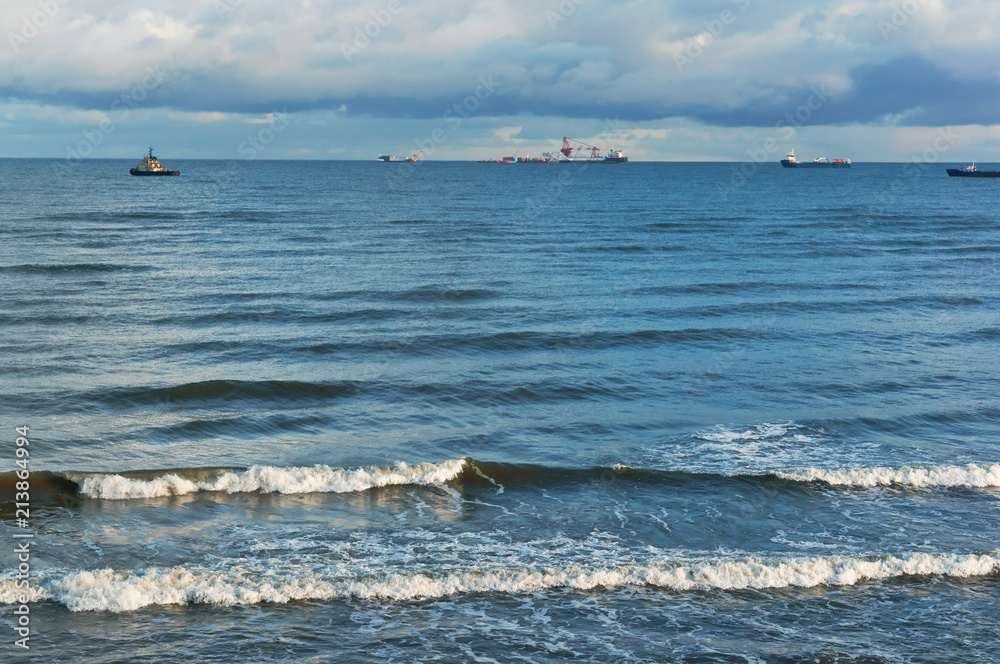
[1, 158, 999, 663]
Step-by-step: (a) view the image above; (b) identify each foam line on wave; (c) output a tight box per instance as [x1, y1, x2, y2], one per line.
[2, 552, 997, 613]
[464, 460, 1000, 491]
[75, 459, 468, 499]
[778, 463, 1000, 488]
[11, 460, 999, 502]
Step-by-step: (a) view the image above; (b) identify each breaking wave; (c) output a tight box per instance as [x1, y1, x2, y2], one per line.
[5, 459, 998, 504]
[778, 463, 1000, 488]
[2, 552, 997, 612]
[75, 459, 467, 499]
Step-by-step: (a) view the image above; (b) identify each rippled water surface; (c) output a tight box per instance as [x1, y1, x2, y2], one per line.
[1, 159, 999, 662]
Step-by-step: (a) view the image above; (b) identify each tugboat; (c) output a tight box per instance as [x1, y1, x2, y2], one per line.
[946, 162, 1000, 178]
[377, 151, 422, 162]
[780, 150, 850, 168]
[129, 148, 180, 176]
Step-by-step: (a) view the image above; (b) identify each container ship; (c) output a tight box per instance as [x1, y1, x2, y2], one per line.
[129, 148, 180, 176]
[780, 150, 850, 168]
[946, 163, 1000, 178]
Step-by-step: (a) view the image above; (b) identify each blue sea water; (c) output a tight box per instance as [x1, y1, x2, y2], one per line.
[1, 158, 999, 662]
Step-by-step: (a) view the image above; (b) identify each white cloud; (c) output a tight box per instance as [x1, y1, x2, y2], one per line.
[2, 0, 1000, 158]
[166, 111, 235, 123]
[245, 112, 287, 125]
[492, 125, 522, 141]
[0, 0, 995, 115]
[0, 102, 109, 125]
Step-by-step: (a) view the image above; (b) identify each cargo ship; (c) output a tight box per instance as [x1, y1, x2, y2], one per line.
[129, 148, 180, 176]
[377, 151, 422, 162]
[946, 163, 1000, 178]
[780, 150, 850, 168]
[559, 137, 628, 163]
[478, 152, 558, 163]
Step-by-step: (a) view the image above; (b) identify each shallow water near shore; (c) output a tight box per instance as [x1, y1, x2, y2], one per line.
[1, 158, 999, 662]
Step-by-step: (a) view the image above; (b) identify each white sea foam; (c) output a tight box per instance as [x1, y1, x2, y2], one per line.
[694, 422, 795, 443]
[779, 463, 1000, 488]
[78, 459, 468, 500]
[669, 421, 840, 475]
[2, 552, 996, 612]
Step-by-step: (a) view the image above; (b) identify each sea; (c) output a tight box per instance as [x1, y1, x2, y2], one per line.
[1, 158, 999, 663]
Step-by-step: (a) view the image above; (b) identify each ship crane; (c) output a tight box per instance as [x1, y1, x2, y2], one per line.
[560, 137, 608, 162]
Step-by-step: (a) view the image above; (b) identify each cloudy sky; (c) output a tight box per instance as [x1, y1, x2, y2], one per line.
[2, 0, 999, 161]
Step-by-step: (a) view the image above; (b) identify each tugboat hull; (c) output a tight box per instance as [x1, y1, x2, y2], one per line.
[130, 169, 180, 176]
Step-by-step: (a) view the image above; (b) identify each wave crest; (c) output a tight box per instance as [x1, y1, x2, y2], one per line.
[779, 463, 1000, 488]
[78, 459, 467, 499]
[2, 552, 996, 612]
[14, 458, 1000, 503]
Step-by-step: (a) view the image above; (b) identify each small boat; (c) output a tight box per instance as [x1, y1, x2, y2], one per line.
[946, 162, 1000, 178]
[378, 151, 422, 162]
[129, 148, 180, 176]
[780, 150, 850, 168]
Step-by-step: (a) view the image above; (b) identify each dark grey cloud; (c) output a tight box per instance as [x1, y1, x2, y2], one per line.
[2, 0, 999, 129]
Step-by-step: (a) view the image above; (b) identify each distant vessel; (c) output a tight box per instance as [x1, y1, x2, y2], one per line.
[517, 152, 557, 163]
[478, 155, 517, 163]
[476, 139, 627, 164]
[129, 148, 180, 176]
[378, 151, 422, 162]
[560, 137, 628, 163]
[478, 152, 558, 163]
[946, 162, 1000, 178]
[780, 150, 850, 168]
